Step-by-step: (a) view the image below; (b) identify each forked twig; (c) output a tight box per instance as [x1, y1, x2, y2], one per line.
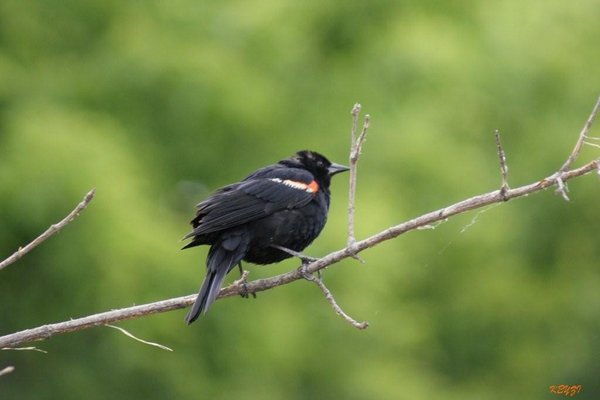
[300, 270, 368, 329]
[555, 96, 600, 200]
[348, 103, 369, 259]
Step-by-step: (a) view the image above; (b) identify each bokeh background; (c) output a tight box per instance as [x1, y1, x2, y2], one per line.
[1, 1, 599, 399]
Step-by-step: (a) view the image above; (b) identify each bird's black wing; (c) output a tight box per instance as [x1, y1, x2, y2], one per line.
[184, 168, 318, 239]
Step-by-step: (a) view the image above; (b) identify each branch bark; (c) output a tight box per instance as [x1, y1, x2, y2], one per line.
[1, 99, 599, 349]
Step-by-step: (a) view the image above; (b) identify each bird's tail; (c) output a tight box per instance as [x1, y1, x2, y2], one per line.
[185, 236, 247, 324]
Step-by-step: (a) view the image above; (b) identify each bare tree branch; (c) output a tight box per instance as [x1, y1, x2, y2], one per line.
[1, 159, 597, 348]
[1, 99, 599, 348]
[0, 295, 195, 349]
[0, 189, 96, 271]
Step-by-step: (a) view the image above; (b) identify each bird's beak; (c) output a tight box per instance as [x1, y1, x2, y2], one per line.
[327, 162, 350, 176]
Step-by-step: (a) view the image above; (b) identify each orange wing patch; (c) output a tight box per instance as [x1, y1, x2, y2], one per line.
[270, 178, 319, 195]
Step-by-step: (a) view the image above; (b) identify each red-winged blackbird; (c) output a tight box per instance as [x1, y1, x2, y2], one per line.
[182, 150, 348, 324]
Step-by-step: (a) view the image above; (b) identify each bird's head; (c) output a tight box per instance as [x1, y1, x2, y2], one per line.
[289, 150, 349, 185]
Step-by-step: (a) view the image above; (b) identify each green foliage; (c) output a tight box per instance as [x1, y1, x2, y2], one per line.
[1, 1, 599, 399]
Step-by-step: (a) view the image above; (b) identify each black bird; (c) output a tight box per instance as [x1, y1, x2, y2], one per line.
[182, 150, 349, 324]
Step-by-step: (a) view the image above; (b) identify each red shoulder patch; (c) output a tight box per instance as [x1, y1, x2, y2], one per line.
[306, 180, 319, 194]
[269, 178, 319, 196]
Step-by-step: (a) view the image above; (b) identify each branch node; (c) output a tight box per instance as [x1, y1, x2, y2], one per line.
[346, 242, 365, 263]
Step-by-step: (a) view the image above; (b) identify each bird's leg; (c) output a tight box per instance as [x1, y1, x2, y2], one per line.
[270, 245, 319, 265]
[270, 245, 323, 281]
[235, 262, 256, 299]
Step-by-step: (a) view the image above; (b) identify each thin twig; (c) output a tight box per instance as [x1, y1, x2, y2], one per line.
[0, 189, 96, 271]
[583, 141, 600, 150]
[494, 129, 509, 199]
[105, 324, 173, 351]
[1, 346, 47, 353]
[301, 270, 368, 330]
[348, 103, 361, 250]
[555, 176, 570, 201]
[559, 96, 600, 172]
[347, 104, 369, 260]
[0, 366, 15, 377]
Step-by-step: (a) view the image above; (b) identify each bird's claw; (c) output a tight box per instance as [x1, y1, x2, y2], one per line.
[297, 263, 321, 281]
[239, 284, 257, 299]
[298, 263, 313, 281]
[233, 269, 256, 299]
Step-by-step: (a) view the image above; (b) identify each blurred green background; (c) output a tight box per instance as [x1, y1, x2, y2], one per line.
[1, 0, 599, 399]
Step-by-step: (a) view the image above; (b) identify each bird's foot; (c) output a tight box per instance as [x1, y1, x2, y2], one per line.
[234, 266, 256, 299]
[271, 245, 318, 265]
[297, 262, 321, 281]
